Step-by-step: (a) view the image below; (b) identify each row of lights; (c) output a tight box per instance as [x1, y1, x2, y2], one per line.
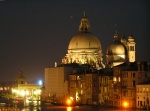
[12, 89, 41, 97]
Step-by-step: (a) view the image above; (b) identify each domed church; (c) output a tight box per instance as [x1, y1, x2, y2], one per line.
[62, 12, 104, 69]
[43, 12, 137, 105]
[106, 32, 136, 67]
[62, 12, 136, 69]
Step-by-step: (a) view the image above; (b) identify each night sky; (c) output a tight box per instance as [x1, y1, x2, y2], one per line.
[0, 0, 149, 82]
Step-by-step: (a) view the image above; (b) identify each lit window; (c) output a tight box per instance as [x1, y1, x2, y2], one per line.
[118, 77, 120, 82]
[80, 84, 82, 88]
[113, 77, 116, 82]
[143, 88, 145, 92]
[77, 76, 80, 80]
[146, 88, 148, 91]
[0, 87, 3, 91]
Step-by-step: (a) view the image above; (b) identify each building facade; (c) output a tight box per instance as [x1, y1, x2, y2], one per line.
[43, 65, 73, 102]
[136, 83, 150, 109]
[43, 13, 150, 109]
[99, 61, 150, 108]
[69, 72, 99, 105]
[62, 12, 104, 69]
[11, 72, 42, 103]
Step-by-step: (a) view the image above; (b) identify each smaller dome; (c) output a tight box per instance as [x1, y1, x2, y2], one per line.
[107, 32, 127, 56]
[106, 40, 127, 55]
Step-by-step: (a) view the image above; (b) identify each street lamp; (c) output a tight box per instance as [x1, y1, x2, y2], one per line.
[122, 101, 129, 109]
[123, 102, 128, 107]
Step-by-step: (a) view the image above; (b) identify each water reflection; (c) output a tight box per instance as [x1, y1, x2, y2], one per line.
[23, 100, 41, 107]
[16, 100, 41, 111]
[21, 107, 41, 111]
[67, 106, 72, 111]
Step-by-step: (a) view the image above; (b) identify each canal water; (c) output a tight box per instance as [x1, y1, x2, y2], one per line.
[18, 105, 147, 111]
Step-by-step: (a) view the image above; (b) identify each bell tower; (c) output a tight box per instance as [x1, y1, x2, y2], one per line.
[127, 35, 136, 62]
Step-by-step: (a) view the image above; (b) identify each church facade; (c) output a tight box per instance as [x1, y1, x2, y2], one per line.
[62, 12, 104, 69]
[43, 13, 150, 108]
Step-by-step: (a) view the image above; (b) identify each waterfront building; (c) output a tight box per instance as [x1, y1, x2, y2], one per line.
[136, 81, 150, 109]
[43, 65, 74, 102]
[42, 12, 150, 109]
[98, 68, 113, 106]
[12, 72, 42, 102]
[69, 69, 99, 105]
[43, 13, 104, 102]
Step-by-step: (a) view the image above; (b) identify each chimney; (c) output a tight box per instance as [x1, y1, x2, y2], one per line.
[141, 63, 144, 71]
[137, 62, 141, 71]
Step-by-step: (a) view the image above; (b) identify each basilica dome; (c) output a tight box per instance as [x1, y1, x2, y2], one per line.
[68, 32, 101, 50]
[62, 12, 104, 68]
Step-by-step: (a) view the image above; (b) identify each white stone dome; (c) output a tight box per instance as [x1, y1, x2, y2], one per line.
[62, 13, 104, 68]
[68, 32, 102, 50]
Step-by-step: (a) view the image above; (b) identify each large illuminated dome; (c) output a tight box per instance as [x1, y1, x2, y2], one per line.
[62, 13, 104, 68]
[106, 32, 128, 67]
[68, 33, 101, 50]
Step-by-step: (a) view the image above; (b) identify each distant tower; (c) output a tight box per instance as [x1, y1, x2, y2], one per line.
[127, 35, 136, 62]
[15, 71, 26, 84]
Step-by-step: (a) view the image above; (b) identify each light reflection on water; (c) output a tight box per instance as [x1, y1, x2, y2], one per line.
[20, 106, 41, 111]
[67, 107, 72, 111]
[19, 106, 147, 111]
[20, 106, 73, 111]
[16, 101, 147, 111]
[17, 100, 41, 111]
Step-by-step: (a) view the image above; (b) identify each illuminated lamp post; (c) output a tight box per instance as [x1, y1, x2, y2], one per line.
[65, 96, 74, 106]
[122, 101, 129, 110]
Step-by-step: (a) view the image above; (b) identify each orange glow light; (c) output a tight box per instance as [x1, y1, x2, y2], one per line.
[66, 99, 72, 106]
[123, 101, 128, 108]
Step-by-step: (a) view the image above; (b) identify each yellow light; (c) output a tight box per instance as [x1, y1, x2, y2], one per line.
[26, 90, 29, 95]
[12, 89, 17, 93]
[21, 90, 25, 96]
[113, 77, 116, 82]
[37, 89, 41, 94]
[26, 99, 29, 103]
[123, 101, 128, 108]
[70, 97, 73, 101]
[34, 90, 37, 95]
[67, 107, 72, 111]
[66, 99, 72, 106]
[76, 92, 79, 101]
